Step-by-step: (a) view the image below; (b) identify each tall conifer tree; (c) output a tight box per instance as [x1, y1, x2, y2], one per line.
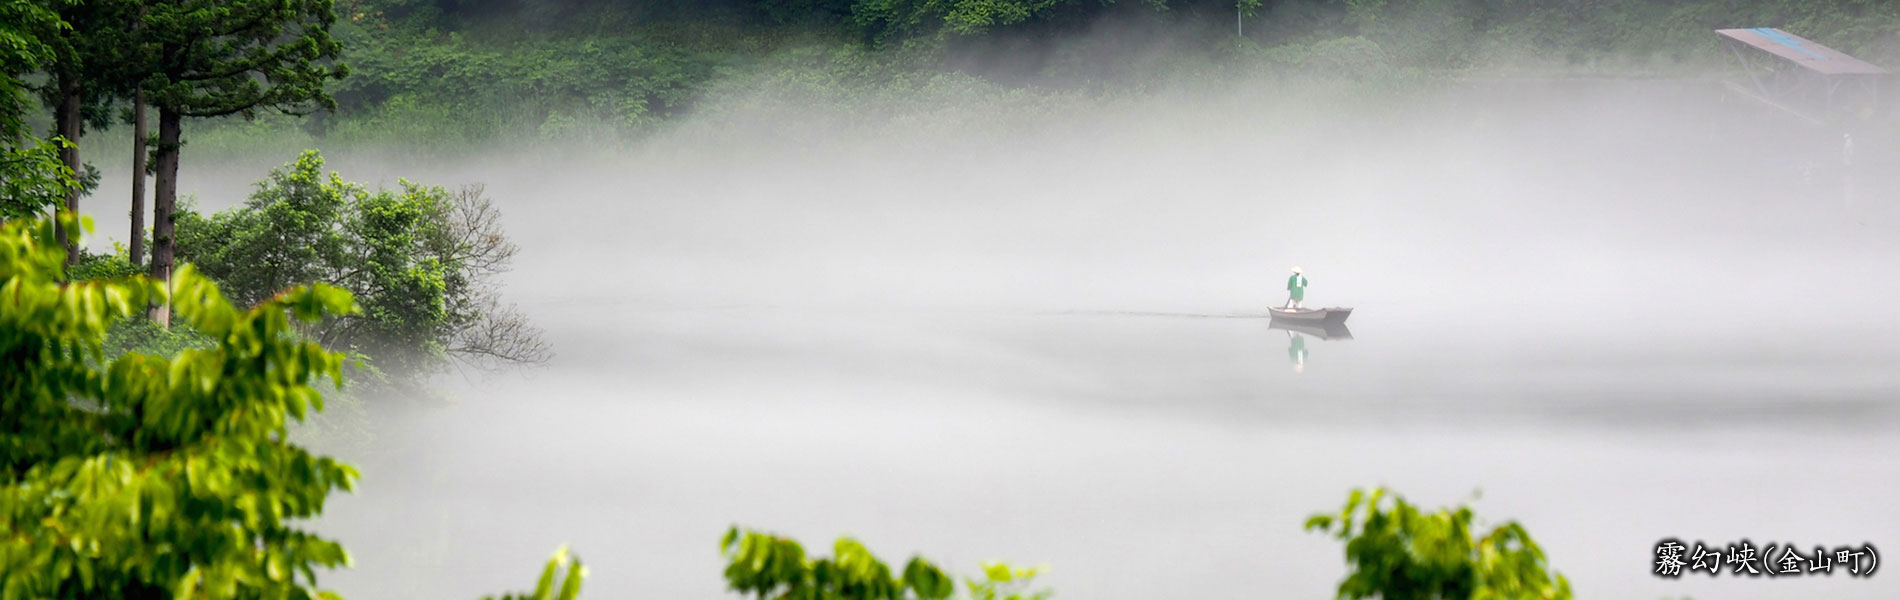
[138, 0, 346, 324]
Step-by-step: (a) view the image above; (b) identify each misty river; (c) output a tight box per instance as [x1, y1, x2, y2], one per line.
[89, 79, 1900, 599]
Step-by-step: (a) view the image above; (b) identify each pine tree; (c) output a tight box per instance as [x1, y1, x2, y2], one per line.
[38, 0, 145, 264]
[139, 0, 346, 324]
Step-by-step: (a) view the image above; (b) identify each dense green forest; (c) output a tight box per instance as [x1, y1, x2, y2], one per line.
[55, 0, 1900, 157]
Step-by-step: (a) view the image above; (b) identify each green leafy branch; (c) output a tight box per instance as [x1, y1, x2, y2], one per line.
[1305, 488, 1572, 600]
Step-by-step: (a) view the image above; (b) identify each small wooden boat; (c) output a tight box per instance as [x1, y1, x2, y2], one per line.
[1267, 306, 1353, 326]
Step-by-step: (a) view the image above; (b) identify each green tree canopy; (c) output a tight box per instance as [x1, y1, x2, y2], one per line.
[139, 0, 348, 120]
[175, 150, 548, 385]
[0, 0, 55, 140]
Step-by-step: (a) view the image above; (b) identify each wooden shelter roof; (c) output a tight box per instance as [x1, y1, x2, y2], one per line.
[1715, 28, 1887, 75]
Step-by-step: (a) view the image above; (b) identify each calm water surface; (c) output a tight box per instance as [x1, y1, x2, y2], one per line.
[147, 80, 1895, 599]
[321, 304, 1900, 600]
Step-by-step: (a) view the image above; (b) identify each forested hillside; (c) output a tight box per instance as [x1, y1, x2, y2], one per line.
[166, 0, 1900, 152]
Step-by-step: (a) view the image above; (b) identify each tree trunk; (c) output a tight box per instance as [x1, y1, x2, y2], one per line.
[150, 108, 181, 328]
[54, 79, 82, 266]
[129, 90, 147, 268]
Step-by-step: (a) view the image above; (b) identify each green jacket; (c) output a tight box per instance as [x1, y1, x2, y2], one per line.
[1287, 274, 1308, 300]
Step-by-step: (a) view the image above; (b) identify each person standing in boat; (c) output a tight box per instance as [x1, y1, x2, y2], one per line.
[1284, 266, 1309, 309]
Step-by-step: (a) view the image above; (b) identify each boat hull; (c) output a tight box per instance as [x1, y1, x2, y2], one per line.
[1267, 306, 1353, 325]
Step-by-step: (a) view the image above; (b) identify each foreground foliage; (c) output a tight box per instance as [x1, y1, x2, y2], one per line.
[1306, 488, 1572, 600]
[0, 216, 583, 599]
[721, 526, 1051, 600]
[482, 546, 587, 600]
[0, 216, 360, 598]
[963, 562, 1052, 600]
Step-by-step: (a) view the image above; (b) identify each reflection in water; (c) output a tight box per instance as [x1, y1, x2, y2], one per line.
[1271, 319, 1352, 373]
[1269, 319, 1353, 340]
[1287, 332, 1305, 372]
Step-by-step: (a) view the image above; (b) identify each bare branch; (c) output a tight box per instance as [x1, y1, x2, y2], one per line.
[447, 295, 551, 369]
[445, 184, 517, 279]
